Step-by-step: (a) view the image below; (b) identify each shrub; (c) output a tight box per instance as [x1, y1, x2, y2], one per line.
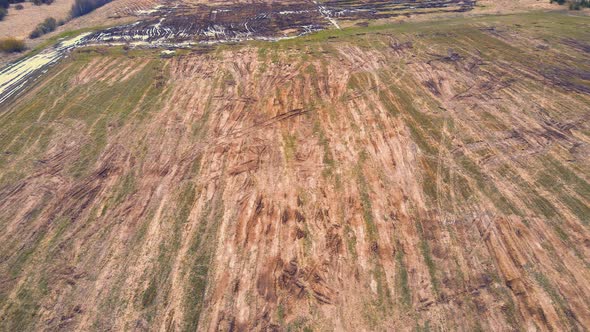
[33, 0, 54, 5]
[0, 37, 26, 53]
[570, 0, 590, 9]
[0, 8, 6, 21]
[29, 17, 57, 39]
[70, 0, 112, 18]
[15, 3, 23, 9]
[2, 0, 25, 7]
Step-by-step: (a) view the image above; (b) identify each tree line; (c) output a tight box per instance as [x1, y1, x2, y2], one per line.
[551, 0, 590, 10]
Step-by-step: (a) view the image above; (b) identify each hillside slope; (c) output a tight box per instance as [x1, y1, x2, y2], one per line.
[0, 11, 589, 331]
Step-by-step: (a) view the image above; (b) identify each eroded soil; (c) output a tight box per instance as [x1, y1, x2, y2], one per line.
[0, 10, 589, 332]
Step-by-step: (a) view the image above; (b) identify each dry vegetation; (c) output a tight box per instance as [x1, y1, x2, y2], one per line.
[0, 37, 25, 52]
[0, 0, 74, 39]
[0, 3, 589, 332]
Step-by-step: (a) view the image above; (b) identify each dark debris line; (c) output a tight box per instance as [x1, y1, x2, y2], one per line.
[85, 0, 476, 45]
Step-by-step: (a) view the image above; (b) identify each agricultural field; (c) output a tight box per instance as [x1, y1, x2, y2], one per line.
[0, 0, 589, 331]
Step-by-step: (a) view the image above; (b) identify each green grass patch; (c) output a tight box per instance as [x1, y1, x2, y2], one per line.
[457, 156, 516, 215]
[344, 223, 358, 261]
[416, 222, 439, 296]
[395, 248, 411, 307]
[183, 180, 225, 331]
[355, 152, 378, 243]
[1, 287, 40, 331]
[142, 279, 158, 308]
[313, 118, 336, 178]
[282, 133, 297, 163]
[532, 271, 578, 329]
